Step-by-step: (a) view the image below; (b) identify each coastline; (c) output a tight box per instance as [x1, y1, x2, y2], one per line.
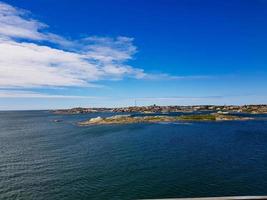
[53, 104, 267, 115]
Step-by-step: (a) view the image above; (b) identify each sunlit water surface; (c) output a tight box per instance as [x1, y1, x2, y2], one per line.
[1, 111, 267, 199]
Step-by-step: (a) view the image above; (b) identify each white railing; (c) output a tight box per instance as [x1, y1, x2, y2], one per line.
[142, 196, 267, 200]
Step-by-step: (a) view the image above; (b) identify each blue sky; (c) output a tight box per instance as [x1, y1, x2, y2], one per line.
[0, 0, 266, 110]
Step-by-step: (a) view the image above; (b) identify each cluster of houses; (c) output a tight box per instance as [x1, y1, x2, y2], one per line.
[111, 104, 267, 113]
[54, 104, 267, 114]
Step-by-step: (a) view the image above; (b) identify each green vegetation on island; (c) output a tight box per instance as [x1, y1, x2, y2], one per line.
[78, 113, 253, 126]
[178, 114, 216, 121]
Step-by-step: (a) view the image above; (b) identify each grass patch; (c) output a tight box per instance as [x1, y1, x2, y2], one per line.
[177, 114, 216, 121]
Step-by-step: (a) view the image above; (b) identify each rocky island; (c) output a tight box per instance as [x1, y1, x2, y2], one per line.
[79, 113, 253, 126]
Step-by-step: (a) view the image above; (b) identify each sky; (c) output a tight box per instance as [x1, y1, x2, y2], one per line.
[0, 0, 266, 110]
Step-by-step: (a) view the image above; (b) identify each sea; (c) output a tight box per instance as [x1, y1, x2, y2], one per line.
[0, 111, 267, 200]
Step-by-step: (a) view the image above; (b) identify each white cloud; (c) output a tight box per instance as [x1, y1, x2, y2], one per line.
[0, 1, 149, 88]
[0, 90, 103, 99]
[0, 2, 45, 40]
[0, 39, 99, 87]
[141, 73, 212, 80]
[0, 2, 73, 45]
[0, 0, 212, 96]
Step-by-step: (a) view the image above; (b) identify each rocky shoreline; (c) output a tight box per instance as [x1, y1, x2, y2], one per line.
[54, 104, 267, 115]
[78, 114, 253, 126]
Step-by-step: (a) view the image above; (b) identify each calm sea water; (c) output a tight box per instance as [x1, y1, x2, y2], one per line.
[0, 111, 267, 200]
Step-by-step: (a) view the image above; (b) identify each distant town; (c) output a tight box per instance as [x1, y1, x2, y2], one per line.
[53, 104, 267, 114]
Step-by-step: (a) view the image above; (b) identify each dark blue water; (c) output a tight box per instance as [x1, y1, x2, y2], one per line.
[1, 111, 267, 200]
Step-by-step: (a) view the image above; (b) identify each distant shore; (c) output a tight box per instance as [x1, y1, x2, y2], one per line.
[53, 104, 267, 115]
